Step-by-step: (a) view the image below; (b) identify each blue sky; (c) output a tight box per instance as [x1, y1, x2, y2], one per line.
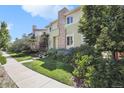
[0, 5, 79, 41]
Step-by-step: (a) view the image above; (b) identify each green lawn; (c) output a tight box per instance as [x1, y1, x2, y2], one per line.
[23, 58, 74, 86]
[9, 52, 32, 62]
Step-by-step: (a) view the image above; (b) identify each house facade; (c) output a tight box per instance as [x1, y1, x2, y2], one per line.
[47, 6, 84, 49]
[32, 6, 84, 50]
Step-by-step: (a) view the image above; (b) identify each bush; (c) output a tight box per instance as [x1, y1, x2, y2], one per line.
[91, 59, 124, 88]
[72, 54, 124, 88]
[46, 44, 98, 65]
[47, 48, 57, 59]
[0, 55, 7, 65]
[72, 54, 93, 87]
[65, 44, 100, 66]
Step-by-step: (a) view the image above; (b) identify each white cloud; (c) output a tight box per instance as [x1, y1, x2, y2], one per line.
[22, 5, 75, 20]
[7, 23, 13, 30]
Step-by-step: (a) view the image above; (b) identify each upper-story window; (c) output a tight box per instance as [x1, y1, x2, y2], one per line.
[67, 16, 73, 24]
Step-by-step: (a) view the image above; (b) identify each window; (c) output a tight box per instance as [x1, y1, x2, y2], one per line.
[67, 36, 73, 46]
[67, 16, 73, 24]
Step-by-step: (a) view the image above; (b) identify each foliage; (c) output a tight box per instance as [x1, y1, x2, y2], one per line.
[72, 54, 93, 87]
[46, 48, 57, 59]
[79, 6, 107, 46]
[91, 59, 124, 88]
[79, 5, 124, 60]
[0, 22, 10, 50]
[9, 52, 32, 62]
[72, 54, 124, 88]
[0, 54, 7, 65]
[9, 34, 33, 53]
[39, 32, 49, 52]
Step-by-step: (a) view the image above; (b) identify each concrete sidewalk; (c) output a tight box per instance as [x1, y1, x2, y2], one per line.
[2, 52, 71, 88]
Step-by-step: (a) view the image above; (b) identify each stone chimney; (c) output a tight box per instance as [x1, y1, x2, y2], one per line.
[58, 7, 69, 49]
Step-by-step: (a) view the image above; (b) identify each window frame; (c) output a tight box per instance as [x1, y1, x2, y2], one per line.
[66, 34, 74, 49]
[66, 16, 73, 24]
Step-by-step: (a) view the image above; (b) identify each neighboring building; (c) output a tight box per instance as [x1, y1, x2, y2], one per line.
[47, 6, 84, 49]
[32, 25, 48, 50]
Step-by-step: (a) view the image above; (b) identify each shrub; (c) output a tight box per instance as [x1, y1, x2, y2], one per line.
[72, 52, 124, 88]
[91, 59, 124, 88]
[0, 55, 7, 65]
[47, 44, 98, 65]
[72, 54, 93, 87]
[65, 44, 100, 67]
[47, 48, 57, 59]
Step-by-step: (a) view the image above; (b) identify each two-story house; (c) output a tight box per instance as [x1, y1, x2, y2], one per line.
[47, 6, 84, 49]
[32, 6, 84, 50]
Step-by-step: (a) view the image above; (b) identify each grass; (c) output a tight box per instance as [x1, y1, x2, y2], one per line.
[9, 52, 32, 62]
[23, 57, 74, 86]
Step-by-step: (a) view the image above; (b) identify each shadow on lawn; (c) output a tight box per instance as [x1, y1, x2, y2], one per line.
[40, 58, 74, 73]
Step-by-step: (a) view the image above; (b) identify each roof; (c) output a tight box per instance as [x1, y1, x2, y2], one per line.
[64, 6, 82, 16]
[45, 6, 82, 28]
[45, 19, 58, 28]
[33, 28, 47, 31]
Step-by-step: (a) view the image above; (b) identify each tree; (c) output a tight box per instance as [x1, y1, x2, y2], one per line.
[39, 32, 49, 52]
[27, 33, 36, 51]
[10, 34, 31, 53]
[0, 22, 10, 50]
[79, 6, 108, 46]
[79, 5, 124, 60]
[95, 6, 124, 60]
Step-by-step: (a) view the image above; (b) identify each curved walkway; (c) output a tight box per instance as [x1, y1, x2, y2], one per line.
[2, 52, 71, 88]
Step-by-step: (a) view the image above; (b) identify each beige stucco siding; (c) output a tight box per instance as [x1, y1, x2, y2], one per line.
[64, 8, 83, 48]
[49, 36, 59, 49]
[48, 7, 83, 49]
[65, 9, 82, 25]
[65, 23, 83, 48]
[49, 29, 59, 49]
[51, 22, 58, 30]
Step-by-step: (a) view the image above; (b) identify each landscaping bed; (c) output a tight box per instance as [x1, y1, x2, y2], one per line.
[23, 58, 74, 86]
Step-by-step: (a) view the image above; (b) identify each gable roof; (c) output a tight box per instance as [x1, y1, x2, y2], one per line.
[64, 6, 82, 16]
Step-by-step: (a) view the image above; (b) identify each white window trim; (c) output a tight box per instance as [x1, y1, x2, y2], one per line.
[66, 34, 74, 49]
[66, 16, 73, 25]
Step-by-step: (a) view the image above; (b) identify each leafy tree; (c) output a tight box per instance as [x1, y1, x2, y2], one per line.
[79, 6, 108, 46]
[39, 32, 49, 52]
[95, 6, 124, 60]
[79, 5, 124, 60]
[10, 34, 31, 53]
[26, 33, 36, 51]
[0, 22, 10, 50]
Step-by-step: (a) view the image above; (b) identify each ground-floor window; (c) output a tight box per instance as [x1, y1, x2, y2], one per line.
[67, 36, 73, 46]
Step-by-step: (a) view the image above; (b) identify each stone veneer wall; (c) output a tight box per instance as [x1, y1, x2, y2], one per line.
[58, 8, 69, 49]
